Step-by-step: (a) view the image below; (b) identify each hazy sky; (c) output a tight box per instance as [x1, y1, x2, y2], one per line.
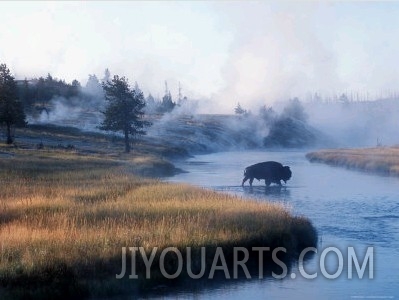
[1, 1, 399, 112]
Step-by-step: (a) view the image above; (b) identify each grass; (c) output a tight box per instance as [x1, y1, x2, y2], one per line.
[306, 146, 399, 176]
[4, 123, 189, 161]
[0, 149, 317, 299]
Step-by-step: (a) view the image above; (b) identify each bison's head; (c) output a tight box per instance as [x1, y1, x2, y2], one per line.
[282, 166, 292, 183]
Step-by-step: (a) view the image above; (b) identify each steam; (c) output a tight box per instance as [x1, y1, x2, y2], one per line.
[29, 90, 399, 151]
[3, 2, 399, 114]
[8, 2, 399, 148]
[211, 2, 399, 114]
[146, 101, 266, 153]
[28, 96, 103, 131]
[305, 99, 399, 147]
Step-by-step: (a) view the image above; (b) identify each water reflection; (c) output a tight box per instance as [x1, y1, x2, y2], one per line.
[211, 185, 292, 202]
[136, 251, 315, 300]
[244, 185, 291, 197]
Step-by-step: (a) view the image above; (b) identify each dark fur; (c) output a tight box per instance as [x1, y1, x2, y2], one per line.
[241, 161, 292, 187]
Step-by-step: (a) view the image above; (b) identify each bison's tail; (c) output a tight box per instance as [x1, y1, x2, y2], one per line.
[243, 168, 247, 176]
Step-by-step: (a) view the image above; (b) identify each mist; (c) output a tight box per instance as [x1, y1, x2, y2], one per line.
[4, 2, 399, 149]
[26, 82, 399, 152]
[28, 96, 103, 132]
[305, 98, 399, 147]
[3, 2, 399, 113]
[209, 3, 399, 113]
[146, 102, 266, 154]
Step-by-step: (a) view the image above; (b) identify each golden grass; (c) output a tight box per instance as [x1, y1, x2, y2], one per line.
[306, 146, 399, 176]
[0, 150, 316, 298]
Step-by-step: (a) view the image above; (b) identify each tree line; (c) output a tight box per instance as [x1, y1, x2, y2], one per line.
[16, 69, 180, 115]
[0, 63, 170, 152]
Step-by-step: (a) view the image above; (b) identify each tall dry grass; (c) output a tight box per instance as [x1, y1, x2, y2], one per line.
[306, 146, 399, 176]
[0, 150, 316, 298]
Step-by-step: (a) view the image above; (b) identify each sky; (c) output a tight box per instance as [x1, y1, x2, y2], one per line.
[1, 1, 399, 112]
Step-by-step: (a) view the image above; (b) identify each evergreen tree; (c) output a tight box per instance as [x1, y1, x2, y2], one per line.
[99, 75, 150, 153]
[160, 91, 175, 112]
[18, 78, 32, 109]
[158, 81, 175, 113]
[234, 102, 247, 115]
[259, 105, 276, 125]
[282, 98, 308, 122]
[69, 79, 81, 98]
[85, 74, 102, 94]
[0, 64, 26, 144]
[134, 81, 141, 93]
[145, 93, 157, 114]
[146, 93, 155, 106]
[35, 76, 50, 104]
[102, 68, 111, 83]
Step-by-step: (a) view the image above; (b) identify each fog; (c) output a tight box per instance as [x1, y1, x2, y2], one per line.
[3, 2, 399, 112]
[6, 2, 399, 149]
[27, 88, 399, 151]
[28, 96, 103, 132]
[305, 99, 399, 147]
[142, 2, 399, 149]
[146, 103, 265, 153]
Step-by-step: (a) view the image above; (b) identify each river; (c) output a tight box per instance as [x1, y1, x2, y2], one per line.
[163, 150, 399, 299]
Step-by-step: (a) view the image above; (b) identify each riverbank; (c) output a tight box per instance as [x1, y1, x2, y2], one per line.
[0, 132, 317, 299]
[306, 147, 399, 176]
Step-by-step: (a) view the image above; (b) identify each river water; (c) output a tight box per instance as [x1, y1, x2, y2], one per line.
[164, 150, 399, 299]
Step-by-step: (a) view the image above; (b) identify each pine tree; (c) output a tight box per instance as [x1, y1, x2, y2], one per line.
[282, 98, 308, 122]
[0, 64, 26, 144]
[85, 74, 102, 94]
[161, 91, 175, 112]
[18, 78, 32, 109]
[234, 102, 246, 115]
[158, 81, 175, 113]
[102, 68, 111, 83]
[99, 75, 150, 153]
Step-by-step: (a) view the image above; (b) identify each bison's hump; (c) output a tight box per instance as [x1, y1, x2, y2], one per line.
[247, 161, 284, 169]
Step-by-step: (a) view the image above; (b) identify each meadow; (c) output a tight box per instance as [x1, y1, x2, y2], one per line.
[0, 143, 316, 298]
[306, 146, 399, 176]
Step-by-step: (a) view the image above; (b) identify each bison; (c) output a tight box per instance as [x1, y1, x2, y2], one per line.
[241, 161, 292, 187]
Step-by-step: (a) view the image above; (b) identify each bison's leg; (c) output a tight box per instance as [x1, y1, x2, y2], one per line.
[242, 176, 249, 186]
[249, 177, 254, 187]
[265, 180, 271, 187]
